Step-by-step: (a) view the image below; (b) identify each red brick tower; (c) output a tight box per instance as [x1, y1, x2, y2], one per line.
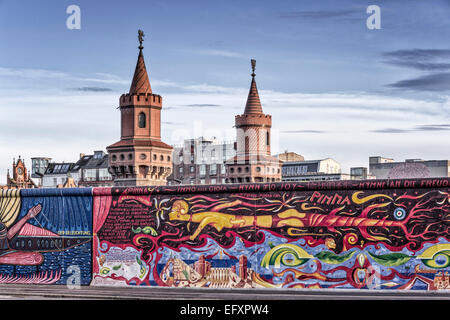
[194, 255, 211, 277]
[6, 157, 37, 189]
[239, 255, 248, 280]
[225, 59, 282, 183]
[107, 30, 173, 186]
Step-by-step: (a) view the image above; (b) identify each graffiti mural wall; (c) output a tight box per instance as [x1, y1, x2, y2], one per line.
[92, 178, 450, 290]
[0, 179, 448, 290]
[0, 188, 92, 285]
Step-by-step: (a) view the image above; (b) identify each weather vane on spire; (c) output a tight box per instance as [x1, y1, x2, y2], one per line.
[251, 59, 256, 77]
[138, 29, 145, 49]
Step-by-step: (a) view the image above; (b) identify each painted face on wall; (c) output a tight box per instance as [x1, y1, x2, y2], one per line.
[168, 200, 190, 221]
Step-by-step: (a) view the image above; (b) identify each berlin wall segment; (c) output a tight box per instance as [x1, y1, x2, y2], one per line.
[0, 188, 93, 285]
[91, 178, 450, 290]
[0, 178, 448, 289]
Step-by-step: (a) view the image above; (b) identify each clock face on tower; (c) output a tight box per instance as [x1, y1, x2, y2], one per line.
[17, 167, 23, 175]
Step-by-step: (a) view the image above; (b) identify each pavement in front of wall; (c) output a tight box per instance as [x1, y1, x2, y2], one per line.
[0, 284, 448, 300]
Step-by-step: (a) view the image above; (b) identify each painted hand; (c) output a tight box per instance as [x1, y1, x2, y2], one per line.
[26, 204, 42, 219]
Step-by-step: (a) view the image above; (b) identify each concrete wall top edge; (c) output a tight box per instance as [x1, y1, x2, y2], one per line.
[92, 177, 450, 196]
[2, 177, 448, 198]
[12, 188, 93, 198]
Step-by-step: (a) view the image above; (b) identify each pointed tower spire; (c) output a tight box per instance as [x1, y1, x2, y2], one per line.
[244, 59, 263, 114]
[129, 29, 152, 95]
[108, 29, 173, 187]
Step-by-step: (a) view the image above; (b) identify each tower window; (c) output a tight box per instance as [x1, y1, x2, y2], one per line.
[266, 131, 270, 146]
[138, 112, 146, 128]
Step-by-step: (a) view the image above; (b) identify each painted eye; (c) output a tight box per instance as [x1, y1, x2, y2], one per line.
[434, 254, 449, 267]
[393, 208, 407, 220]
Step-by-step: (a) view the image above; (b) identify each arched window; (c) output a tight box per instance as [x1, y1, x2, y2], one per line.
[138, 112, 146, 128]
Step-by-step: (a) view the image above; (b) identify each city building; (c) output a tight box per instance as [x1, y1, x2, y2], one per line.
[280, 155, 374, 181]
[277, 151, 305, 162]
[281, 158, 345, 182]
[4, 157, 37, 189]
[77, 151, 113, 187]
[225, 59, 282, 183]
[168, 137, 236, 185]
[41, 162, 78, 188]
[350, 167, 374, 180]
[369, 156, 450, 179]
[41, 151, 113, 188]
[30, 157, 52, 186]
[107, 30, 173, 186]
[58, 176, 77, 188]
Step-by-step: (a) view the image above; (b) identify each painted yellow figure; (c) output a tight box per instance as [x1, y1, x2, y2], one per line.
[169, 200, 307, 240]
[168, 198, 406, 241]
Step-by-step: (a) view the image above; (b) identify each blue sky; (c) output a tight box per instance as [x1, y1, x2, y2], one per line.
[0, 0, 449, 182]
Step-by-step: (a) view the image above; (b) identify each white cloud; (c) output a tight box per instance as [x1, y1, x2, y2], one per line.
[177, 48, 245, 58]
[0, 67, 67, 79]
[0, 67, 129, 89]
